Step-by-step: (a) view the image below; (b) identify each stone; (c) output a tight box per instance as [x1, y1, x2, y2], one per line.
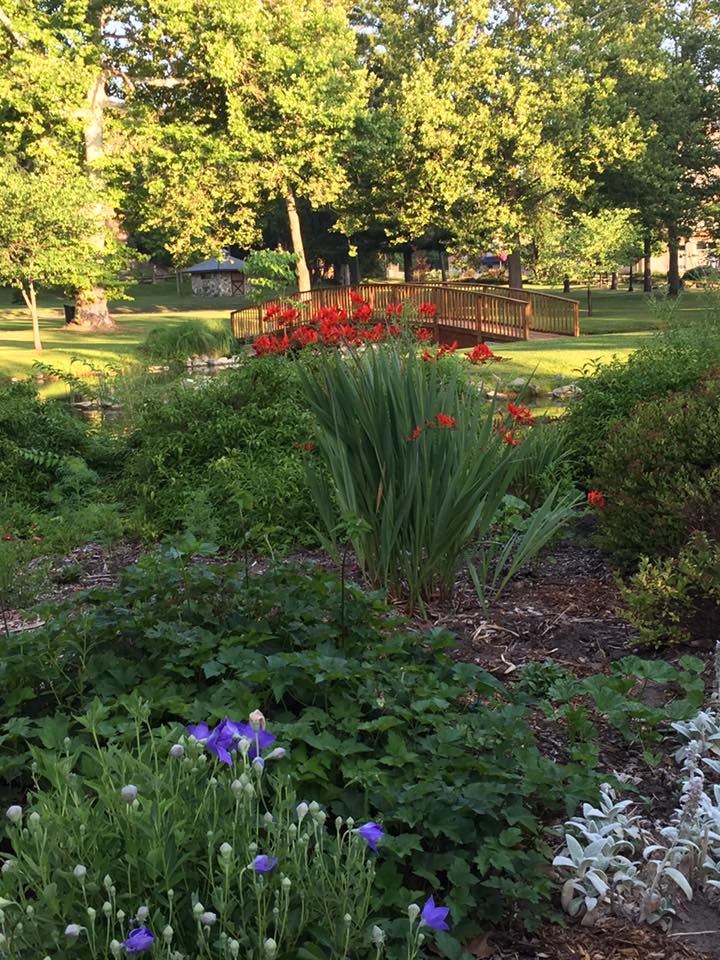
[211, 356, 234, 367]
[550, 383, 583, 400]
[509, 378, 542, 397]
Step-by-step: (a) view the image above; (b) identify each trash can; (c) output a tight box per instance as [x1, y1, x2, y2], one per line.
[63, 304, 76, 324]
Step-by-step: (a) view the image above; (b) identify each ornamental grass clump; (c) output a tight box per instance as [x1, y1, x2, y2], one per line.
[299, 343, 556, 609]
[0, 706, 386, 959]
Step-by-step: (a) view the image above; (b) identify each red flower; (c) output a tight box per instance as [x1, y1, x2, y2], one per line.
[253, 333, 290, 356]
[352, 303, 373, 323]
[507, 402, 534, 426]
[278, 307, 300, 327]
[386, 302, 403, 317]
[387, 324, 402, 337]
[415, 327, 434, 342]
[437, 340, 458, 357]
[435, 413, 457, 429]
[499, 426, 521, 446]
[350, 290, 365, 304]
[2, 535, 13, 541]
[419, 302, 438, 318]
[587, 490, 606, 509]
[263, 304, 282, 321]
[421, 348, 435, 362]
[467, 343, 496, 365]
[290, 325, 319, 347]
[405, 425, 423, 442]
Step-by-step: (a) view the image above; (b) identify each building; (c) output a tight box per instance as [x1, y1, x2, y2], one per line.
[184, 254, 245, 296]
[633, 230, 718, 277]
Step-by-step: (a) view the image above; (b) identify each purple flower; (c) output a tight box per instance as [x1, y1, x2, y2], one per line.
[420, 896, 449, 932]
[355, 821, 384, 852]
[253, 855, 278, 874]
[186, 722, 210, 742]
[233, 722, 277, 759]
[121, 925, 155, 954]
[206, 718, 239, 765]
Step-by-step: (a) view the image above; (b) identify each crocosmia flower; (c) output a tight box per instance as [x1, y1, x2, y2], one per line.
[355, 821, 384, 852]
[122, 926, 155, 954]
[420, 896, 449, 931]
[587, 489, 606, 509]
[253, 855, 278, 874]
[435, 413, 457, 429]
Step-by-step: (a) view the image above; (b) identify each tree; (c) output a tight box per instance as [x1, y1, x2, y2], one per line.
[0, 160, 127, 351]
[538, 209, 642, 315]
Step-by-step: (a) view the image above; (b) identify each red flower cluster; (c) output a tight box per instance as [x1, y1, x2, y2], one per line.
[587, 489, 606, 509]
[263, 304, 300, 327]
[352, 302, 373, 322]
[254, 333, 291, 355]
[415, 328, 434, 342]
[2, 534, 13, 541]
[253, 302, 403, 356]
[419, 302, 438, 318]
[386, 302, 403, 317]
[499, 426, 521, 446]
[350, 290, 366, 304]
[422, 340, 458, 362]
[294, 441, 316, 452]
[507, 402, 534, 426]
[467, 343, 499, 365]
[405, 413, 457, 441]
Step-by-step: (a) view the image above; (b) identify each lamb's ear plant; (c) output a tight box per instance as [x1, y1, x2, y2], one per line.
[0, 700, 397, 960]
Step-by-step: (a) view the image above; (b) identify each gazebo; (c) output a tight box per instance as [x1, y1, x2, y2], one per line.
[184, 253, 245, 297]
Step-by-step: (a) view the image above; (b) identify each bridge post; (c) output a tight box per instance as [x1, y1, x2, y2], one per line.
[573, 301, 580, 337]
[523, 300, 532, 340]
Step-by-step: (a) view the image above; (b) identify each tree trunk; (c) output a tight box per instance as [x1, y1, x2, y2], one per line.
[508, 248, 523, 289]
[586, 284, 593, 317]
[403, 247, 414, 283]
[74, 70, 117, 331]
[284, 187, 311, 294]
[440, 250, 449, 282]
[349, 256, 361, 285]
[628, 266, 634, 292]
[643, 235, 652, 292]
[610, 271, 618, 290]
[667, 228, 680, 297]
[563, 276, 571, 293]
[21, 282, 43, 352]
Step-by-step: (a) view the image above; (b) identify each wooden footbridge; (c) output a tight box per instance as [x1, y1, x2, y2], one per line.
[230, 282, 579, 345]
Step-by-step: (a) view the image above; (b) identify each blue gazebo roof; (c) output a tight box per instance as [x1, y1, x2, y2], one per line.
[185, 254, 245, 274]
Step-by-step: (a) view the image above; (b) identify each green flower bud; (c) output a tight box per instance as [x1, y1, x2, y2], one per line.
[264, 938, 278, 959]
[163, 926, 174, 944]
[408, 904, 420, 922]
[110, 940, 122, 958]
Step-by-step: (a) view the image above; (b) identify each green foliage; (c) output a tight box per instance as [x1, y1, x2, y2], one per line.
[0, 712, 378, 959]
[509, 421, 576, 508]
[622, 533, 720, 648]
[244, 250, 299, 301]
[140, 320, 234, 363]
[538, 209, 642, 288]
[121, 360, 320, 550]
[562, 301, 720, 481]
[0, 546, 603, 934]
[594, 376, 720, 567]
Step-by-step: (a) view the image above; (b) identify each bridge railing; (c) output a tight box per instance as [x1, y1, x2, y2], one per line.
[230, 283, 532, 343]
[460, 284, 579, 337]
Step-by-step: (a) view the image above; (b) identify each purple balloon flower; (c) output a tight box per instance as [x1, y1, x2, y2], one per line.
[206, 717, 239, 765]
[121, 925, 155, 954]
[355, 821, 384, 853]
[186, 722, 210, 742]
[253, 854, 278, 874]
[234, 722, 277, 759]
[420, 896, 449, 932]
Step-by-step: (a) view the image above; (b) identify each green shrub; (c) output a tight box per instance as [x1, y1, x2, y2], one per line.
[593, 376, 720, 567]
[121, 360, 321, 550]
[621, 533, 720, 647]
[0, 712, 383, 960]
[0, 543, 602, 935]
[562, 299, 720, 480]
[299, 344, 576, 610]
[140, 319, 234, 362]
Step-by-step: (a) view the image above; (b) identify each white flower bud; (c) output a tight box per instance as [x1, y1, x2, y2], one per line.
[264, 938, 278, 959]
[120, 784, 138, 803]
[110, 940, 122, 958]
[418, 933, 425, 944]
[296, 802, 309, 823]
[193, 902, 205, 916]
[5, 806, 22, 824]
[86, 907, 96, 922]
[116, 910, 125, 923]
[136, 906, 149, 921]
[252, 756, 265, 774]
[2, 860, 14, 875]
[25, 905, 34, 917]
[238, 737, 251, 757]
[200, 911, 217, 927]
[408, 903, 420, 922]
[344, 913, 352, 924]
[229, 940, 240, 958]
[309, 801, 320, 815]
[65, 924, 82, 938]
[346, 817, 355, 828]
[248, 842, 257, 854]
[73, 864, 87, 880]
[371, 926, 385, 947]
[169, 744, 184, 759]
[316, 811, 327, 826]
[103, 875, 113, 890]
[266, 748, 286, 760]
[281, 876, 291, 891]
[102, 901, 112, 917]
[288, 823, 297, 839]
[163, 925, 174, 944]
[263, 812, 273, 826]
[220, 842, 233, 858]
[28, 812, 41, 828]
[231, 779, 243, 797]
[244, 782, 255, 798]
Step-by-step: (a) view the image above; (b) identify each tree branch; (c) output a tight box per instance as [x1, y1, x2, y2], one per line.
[0, 6, 26, 48]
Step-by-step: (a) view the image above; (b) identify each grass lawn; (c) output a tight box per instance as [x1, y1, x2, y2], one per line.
[0, 280, 708, 389]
